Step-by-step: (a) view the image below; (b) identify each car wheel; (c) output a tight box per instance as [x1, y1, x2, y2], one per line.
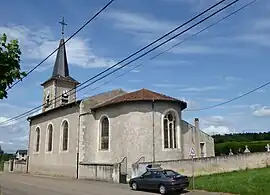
[159, 184, 167, 195]
[131, 182, 138, 191]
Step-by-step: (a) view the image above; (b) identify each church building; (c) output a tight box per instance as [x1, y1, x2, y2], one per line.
[27, 35, 215, 180]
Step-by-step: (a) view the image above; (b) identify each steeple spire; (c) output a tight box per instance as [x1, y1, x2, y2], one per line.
[41, 17, 79, 86]
[52, 39, 69, 77]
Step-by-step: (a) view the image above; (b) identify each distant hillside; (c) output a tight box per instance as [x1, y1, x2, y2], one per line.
[212, 132, 270, 143]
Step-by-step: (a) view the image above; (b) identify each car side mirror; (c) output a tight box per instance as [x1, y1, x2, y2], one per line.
[140, 175, 144, 179]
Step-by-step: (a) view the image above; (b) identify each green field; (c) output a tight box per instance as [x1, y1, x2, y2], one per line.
[190, 167, 270, 195]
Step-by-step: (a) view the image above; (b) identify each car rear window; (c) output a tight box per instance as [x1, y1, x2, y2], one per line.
[162, 170, 178, 177]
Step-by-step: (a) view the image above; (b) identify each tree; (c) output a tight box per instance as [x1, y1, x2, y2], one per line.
[0, 33, 26, 99]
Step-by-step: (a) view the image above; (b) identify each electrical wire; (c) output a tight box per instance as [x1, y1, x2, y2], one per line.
[186, 80, 269, 112]
[6, 0, 115, 91]
[0, 0, 241, 126]
[84, 0, 258, 102]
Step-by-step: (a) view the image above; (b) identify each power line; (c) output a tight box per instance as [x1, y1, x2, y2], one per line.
[0, 0, 228, 125]
[186, 80, 269, 112]
[6, 0, 115, 91]
[84, 0, 258, 101]
[0, 0, 240, 126]
[76, 0, 241, 93]
[8, 0, 227, 94]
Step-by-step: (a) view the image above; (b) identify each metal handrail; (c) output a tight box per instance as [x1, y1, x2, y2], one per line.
[134, 156, 145, 164]
[119, 156, 127, 164]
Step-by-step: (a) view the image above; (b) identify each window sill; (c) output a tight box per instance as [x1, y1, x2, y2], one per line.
[59, 150, 69, 153]
[162, 148, 181, 151]
[98, 149, 110, 152]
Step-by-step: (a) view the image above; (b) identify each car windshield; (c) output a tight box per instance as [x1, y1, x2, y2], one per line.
[162, 170, 179, 177]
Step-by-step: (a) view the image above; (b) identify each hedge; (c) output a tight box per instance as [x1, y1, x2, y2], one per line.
[215, 140, 270, 156]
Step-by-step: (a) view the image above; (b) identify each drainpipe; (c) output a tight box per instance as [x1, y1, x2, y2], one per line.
[76, 110, 91, 179]
[26, 118, 31, 173]
[152, 100, 155, 162]
[194, 118, 200, 157]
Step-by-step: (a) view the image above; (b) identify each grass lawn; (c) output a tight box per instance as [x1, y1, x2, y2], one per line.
[189, 167, 270, 195]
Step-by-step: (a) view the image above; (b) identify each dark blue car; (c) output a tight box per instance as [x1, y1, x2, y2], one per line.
[129, 168, 189, 194]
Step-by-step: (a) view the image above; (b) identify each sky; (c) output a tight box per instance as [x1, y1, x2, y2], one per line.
[0, 0, 270, 152]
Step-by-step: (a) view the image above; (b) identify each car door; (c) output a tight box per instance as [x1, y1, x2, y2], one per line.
[143, 171, 161, 190]
[139, 171, 154, 190]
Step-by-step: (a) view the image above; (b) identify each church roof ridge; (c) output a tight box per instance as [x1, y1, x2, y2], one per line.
[92, 88, 187, 110]
[85, 88, 126, 100]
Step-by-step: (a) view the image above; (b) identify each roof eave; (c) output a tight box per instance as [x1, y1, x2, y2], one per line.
[41, 76, 80, 86]
[27, 100, 81, 121]
[91, 99, 187, 111]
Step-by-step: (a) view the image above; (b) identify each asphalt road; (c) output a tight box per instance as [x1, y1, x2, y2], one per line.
[0, 173, 224, 195]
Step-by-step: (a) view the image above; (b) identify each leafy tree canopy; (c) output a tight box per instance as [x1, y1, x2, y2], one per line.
[0, 33, 26, 99]
[213, 131, 270, 143]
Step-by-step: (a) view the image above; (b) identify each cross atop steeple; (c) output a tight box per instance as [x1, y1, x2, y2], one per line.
[59, 17, 67, 38]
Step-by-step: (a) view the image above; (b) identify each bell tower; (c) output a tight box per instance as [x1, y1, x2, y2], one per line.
[41, 17, 79, 112]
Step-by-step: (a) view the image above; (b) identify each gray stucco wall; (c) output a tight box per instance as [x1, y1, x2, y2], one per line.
[136, 152, 270, 177]
[80, 101, 184, 176]
[181, 120, 215, 159]
[79, 100, 214, 178]
[28, 105, 79, 178]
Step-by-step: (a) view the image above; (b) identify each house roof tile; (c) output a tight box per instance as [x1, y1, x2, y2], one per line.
[92, 88, 187, 110]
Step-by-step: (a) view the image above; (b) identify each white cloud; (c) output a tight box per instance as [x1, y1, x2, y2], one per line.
[0, 103, 30, 152]
[105, 10, 178, 35]
[0, 25, 115, 70]
[236, 33, 270, 47]
[179, 97, 199, 109]
[224, 76, 241, 82]
[0, 117, 18, 127]
[104, 10, 197, 46]
[256, 89, 266, 93]
[128, 79, 143, 83]
[152, 83, 185, 88]
[130, 69, 140, 73]
[205, 98, 227, 102]
[152, 59, 191, 67]
[178, 86, 221, 92]
[253, 18, 270, 31]
[170, 44, 242, 55]
[201, 115, 235, 135]
[202, 125, 233, 135]
[253, 106, 270, 117]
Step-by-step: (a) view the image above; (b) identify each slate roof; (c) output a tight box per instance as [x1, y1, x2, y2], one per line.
[92, 88, 187, 110]
[41, 39, 79, 86]
[27, 89, 126, 121]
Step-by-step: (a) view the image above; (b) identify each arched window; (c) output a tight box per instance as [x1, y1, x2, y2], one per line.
[100, 117, 109, 150]
[163, 111, 177, 149]
[47, 124, 53, 152]
[62, 121, 69, 151]
[35, 127, 40, 152]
